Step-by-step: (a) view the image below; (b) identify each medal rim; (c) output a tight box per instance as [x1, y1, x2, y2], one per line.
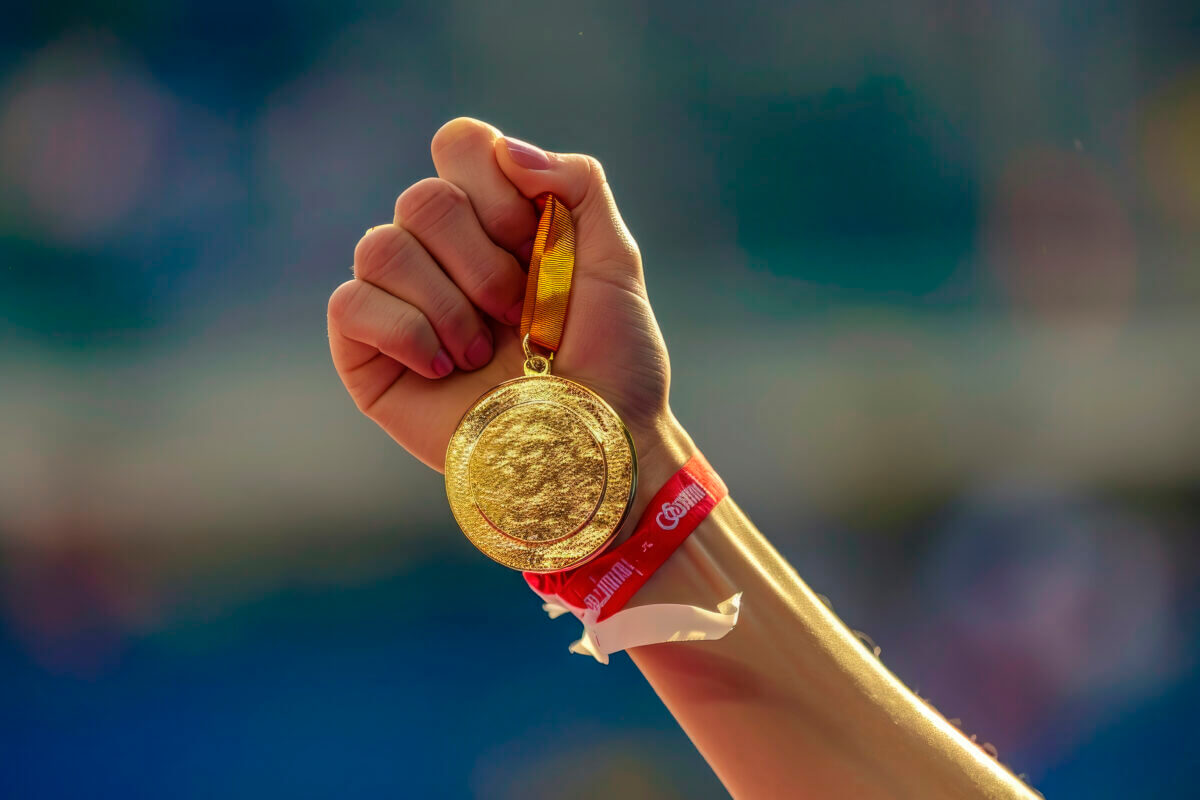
[444, 374, 637, 573]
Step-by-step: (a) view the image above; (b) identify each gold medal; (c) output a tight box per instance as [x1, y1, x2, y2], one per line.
[444, 194, 636, 572]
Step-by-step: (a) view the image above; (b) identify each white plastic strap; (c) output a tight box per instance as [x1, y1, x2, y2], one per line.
[536, 592, 743, 665]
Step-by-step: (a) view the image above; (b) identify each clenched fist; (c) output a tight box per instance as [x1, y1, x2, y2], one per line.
[328, 118, 695, 519]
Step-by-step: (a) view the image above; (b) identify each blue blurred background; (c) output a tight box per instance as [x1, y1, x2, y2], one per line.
[2, 1, 1199, 797]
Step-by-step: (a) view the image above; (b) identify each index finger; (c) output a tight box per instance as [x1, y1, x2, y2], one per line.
[431, 117, 540, 256]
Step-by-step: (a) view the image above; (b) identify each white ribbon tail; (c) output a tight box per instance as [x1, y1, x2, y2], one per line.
[568, 593, 743, 665]
[540, 599, 573, 619]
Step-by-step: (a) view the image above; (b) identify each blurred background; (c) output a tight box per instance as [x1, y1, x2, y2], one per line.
[1, 1, 1198, 797]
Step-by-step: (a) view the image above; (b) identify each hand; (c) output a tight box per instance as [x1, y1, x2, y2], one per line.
[328, 118, 694, 499]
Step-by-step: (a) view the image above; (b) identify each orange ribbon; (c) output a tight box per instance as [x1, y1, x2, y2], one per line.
[519, 193, 575, 353]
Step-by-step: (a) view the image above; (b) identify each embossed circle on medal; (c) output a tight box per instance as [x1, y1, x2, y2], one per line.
[444, 193, 636, 572]
[445, 375, 636, 572]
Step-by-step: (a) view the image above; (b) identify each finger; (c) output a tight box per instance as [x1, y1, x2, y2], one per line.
[353, 223, 494, 371]
[328, 329, 406, 416]
[365, 333, 526, 473]
[395, 177, 528, 325]
[327, 278, 453, 382]
[494, 136, 642, 283]
[430, 117, 540, 255]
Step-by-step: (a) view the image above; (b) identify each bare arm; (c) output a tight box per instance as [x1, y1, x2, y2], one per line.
[628, 423, 1038, 799]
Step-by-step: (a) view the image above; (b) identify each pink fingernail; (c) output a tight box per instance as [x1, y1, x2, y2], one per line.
[504, 136, 551, 170]
[431, 349, 454, 377]
[504, 301, 524, 325]
[465, 333, 493, 369]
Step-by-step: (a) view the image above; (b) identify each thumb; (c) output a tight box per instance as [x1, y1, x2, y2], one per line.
[494, 136, 642, 283]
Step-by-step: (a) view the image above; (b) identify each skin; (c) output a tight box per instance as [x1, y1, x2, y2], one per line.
[327, 117, 1041, 799]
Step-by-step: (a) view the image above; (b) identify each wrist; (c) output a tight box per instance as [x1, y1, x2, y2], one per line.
[620, 412, 698, 543]
[623, 416, 735, 609]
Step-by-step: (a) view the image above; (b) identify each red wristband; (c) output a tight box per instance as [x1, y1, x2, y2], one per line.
[524, 452, 727, 622]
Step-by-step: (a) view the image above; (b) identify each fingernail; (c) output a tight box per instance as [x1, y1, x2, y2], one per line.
[465, 333, 493, 369]
[504, 301, 524, 325]
[431, 349, 454, 377]
[504, 136, 551, 170]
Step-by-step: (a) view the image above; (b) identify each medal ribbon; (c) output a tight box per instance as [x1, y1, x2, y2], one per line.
[519, 193, 575, 353]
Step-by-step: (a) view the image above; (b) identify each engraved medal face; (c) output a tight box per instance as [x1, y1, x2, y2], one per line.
[445, 375, 636, 573]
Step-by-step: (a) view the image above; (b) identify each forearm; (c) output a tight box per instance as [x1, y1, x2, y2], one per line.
[627, 421, 1037, 799]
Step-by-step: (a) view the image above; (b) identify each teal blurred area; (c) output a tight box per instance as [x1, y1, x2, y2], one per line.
[2, 1, 1199, 797]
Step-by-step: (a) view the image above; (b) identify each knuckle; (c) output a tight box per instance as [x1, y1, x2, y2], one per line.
[431, 117, 499, 162]
[564, 153, 610, 214]
[396, 177, 467, 234]
[327, 280, 364, 323]
[424, 287, 469, 332]
[352, 224, 395, 272]
[476, 197, 528, 238]
[579, 154, 607, 187]
[355, 225, 420, 284]
[380, 304, 426, 354]
[465, 260, 507, 302]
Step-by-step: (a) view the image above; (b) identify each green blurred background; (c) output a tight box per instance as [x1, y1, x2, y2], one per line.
[2, 1, 1199, 797]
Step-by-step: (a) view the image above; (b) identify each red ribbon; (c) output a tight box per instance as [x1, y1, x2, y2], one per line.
[524, 452, 727, 621]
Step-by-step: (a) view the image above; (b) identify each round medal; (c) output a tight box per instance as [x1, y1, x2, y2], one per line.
[444, 192, 635, 572]
[445, 369, 635, 572]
